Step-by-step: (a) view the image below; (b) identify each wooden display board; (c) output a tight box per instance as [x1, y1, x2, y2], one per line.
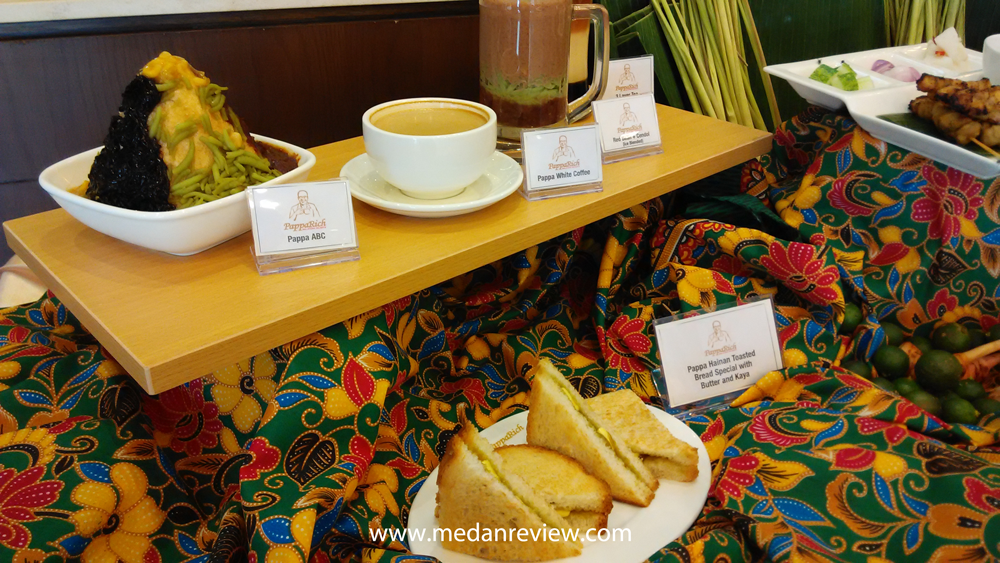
[4, 105, 771, 394]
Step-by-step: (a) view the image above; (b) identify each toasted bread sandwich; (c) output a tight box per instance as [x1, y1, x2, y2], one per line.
[586, 390, 699, 482]
[526, 359, 658, 506]
[496, 445, 613, 533]
[436, 417, 583, 561]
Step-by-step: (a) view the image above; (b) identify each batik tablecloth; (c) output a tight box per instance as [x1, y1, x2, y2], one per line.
[1, 109, 998, 563]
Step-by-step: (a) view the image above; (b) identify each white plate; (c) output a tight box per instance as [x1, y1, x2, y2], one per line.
[765, 45, 983, 111]
[845, 86, 1000, 178]
[38, 134, 316, 255]
[340, 152, 523, 218]
[408, 405, 712, 562]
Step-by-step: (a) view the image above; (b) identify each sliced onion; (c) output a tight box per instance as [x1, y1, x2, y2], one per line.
[891, 66, 921, 82]
[871, 59, 894, 73]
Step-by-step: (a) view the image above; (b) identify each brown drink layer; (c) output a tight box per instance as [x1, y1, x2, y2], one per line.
[480, 85, 565, 128]
[479, 0, 571, 130]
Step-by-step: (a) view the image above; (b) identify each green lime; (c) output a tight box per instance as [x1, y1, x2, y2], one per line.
[955, 379, 987, 402]
[872, 345, 910, 380]
[968, 328, 986, 350]
[910, 336, 933, 354]
[932, 323, 972, 353]
[941, 390, 961, 402]
[882, 323, 905, 347]
[894, 378, 920, 397]
[872, 377, 896, 392]
[906, 390, 942, 417]
[941, 397, 980, 425]
[841, 359, 872, 379]
[973, 397, 1000, 415]
[988, 325, 1000, 343]
[915, 350, 963, 393]
[840, 303, 863, 336]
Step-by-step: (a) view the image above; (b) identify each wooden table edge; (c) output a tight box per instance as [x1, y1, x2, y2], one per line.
[4, 117, 772, 394]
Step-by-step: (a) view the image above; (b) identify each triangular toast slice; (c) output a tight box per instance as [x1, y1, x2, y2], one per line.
[436, 418, 582, 561]
[526, 359, 658, 506]
[586, 390, 699, 482]
[497, 444, 613, 533]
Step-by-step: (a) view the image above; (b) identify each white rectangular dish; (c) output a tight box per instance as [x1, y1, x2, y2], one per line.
[845, 86, 1000, 178]
[38, 134, 316, 255]
[765, 45, 983, 111]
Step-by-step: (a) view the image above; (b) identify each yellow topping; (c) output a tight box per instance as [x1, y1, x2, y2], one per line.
[597, 428, 614, 448]
[561, 387, 580, 410]
[555, 378, 649, 486]
[141, 51, 210, 87]
[482, 459, 499, 479]
[556, 509, 571, 517]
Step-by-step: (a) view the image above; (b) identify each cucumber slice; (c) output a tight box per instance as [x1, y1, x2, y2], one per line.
[857, 75, 874, 90]
[837, 62, 856, 75]
[834, 69, 860, 91]
[809, 64, 838, 84]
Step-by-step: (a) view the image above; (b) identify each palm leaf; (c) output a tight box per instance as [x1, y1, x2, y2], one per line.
[603, 0, 654, 23]
[612, 4, 653, 35]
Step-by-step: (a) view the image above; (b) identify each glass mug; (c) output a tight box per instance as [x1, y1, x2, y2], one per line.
[479, 0, 610, 143]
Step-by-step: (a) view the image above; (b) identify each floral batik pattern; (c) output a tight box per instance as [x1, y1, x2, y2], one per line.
[0, 108, 998, 563]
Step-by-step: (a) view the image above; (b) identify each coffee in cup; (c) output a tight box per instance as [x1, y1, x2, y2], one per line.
[370, 102, 490, 136]
[362, 99, 498, 200]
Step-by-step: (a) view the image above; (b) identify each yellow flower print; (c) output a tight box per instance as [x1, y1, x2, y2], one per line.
[872, 452, 906, 480]
[0, 427, 57, 466]
[0, 360, 18, 392]
[211, 353, 277, 433]
[671, 265, 717, 308]
[775, 198, 804, 229]
[775, 178, 822, 229]
[362, 464, 399, 518]
[718, 228, 775, 258]
[265, 546, 303, 563]
[783, 348, 808, 368]
[464, 336, 491, 360]
[874, 226, 920, 274]
[936, 306, 981, 327]
[70, 463, 165, 563]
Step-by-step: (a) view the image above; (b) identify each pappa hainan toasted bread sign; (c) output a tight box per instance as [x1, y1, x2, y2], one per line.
[653, 298, 783, 407]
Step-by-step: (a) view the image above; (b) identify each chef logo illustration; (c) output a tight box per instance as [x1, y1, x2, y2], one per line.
[618, 63, 637, 85]
[551, 135, 577, 162]
[619, 102, 640, 126]
[289, 189, 321, 222]
[707, 320, 733, 350]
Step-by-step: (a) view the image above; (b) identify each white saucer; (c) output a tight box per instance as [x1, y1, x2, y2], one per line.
[339, 152, 523, 218]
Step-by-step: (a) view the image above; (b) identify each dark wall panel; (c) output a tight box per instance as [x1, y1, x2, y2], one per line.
[0, 14, 479, 185]
[0, 12, 479, 262]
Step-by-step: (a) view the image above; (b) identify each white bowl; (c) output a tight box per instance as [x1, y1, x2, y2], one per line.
[38, 134, 316, 255]
[362, 98, 497, 200]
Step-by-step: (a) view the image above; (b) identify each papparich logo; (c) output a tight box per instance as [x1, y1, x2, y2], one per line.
[284, 189, 325, 231]
[704, 320, 737, 357]
[550, 134, 579, 169]
[285, 219, 326, 232]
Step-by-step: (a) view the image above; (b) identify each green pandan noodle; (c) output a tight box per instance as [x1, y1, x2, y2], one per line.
[481, 72, 565, 105]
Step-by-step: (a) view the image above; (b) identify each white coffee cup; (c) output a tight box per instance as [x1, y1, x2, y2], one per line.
[362, 98, 498, 200]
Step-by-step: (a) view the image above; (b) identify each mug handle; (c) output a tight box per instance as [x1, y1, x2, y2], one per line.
[567, 4, 610, 123]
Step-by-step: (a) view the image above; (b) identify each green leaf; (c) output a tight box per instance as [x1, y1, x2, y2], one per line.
[603, 0, 654, 23]
[612, 4, 653, 35]
[879, 112, 998, 160]
[626, 13, 686, 108]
